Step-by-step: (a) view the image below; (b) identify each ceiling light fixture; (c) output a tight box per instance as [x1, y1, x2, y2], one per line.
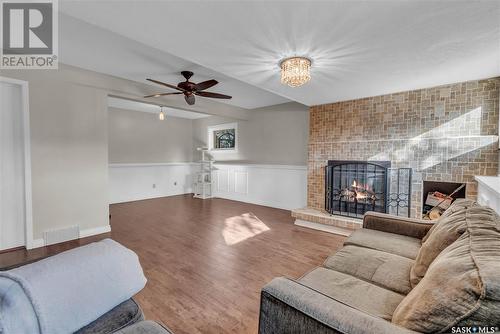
[158, 106, 165, 121]
[280, 57, 311, 87]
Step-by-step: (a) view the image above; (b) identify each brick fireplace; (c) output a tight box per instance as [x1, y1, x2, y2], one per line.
[298, 77, 499, 229]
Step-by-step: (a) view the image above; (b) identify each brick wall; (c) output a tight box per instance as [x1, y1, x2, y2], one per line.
[308, 77, 500, 218]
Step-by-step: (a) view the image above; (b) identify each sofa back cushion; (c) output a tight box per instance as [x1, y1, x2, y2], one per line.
[410, 199, 477, 287]
[392, 206, 500, 332]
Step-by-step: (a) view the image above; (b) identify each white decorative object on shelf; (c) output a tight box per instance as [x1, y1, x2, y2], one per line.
[193, 147, 215, 199]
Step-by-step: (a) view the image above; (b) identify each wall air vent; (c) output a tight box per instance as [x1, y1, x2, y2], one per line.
[43, 225, 79, 246]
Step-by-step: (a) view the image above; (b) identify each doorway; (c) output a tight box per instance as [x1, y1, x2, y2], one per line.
[0, 77, 32, 251]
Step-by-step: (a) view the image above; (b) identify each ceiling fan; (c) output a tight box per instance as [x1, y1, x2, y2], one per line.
[144, 71, 232, 105]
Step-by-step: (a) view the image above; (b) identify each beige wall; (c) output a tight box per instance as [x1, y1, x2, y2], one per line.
[192, 102, 309, 165]
[1, 67, 109, 240]
[1, 63, 307, 242]
[1, 64, 249, 242]
[108, 108, 193, 163]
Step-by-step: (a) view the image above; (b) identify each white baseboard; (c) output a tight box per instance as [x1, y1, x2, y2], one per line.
[110, 190, 192, 204]
[30, 238, 45, 249]
[109, 163, 193, 204]
[28, 225, 111, 250]
[80, 225, 111, 238]
[294, 219, 354, 237]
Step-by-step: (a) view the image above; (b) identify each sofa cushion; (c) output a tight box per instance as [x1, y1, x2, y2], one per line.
[299, 267, 405, 320]
[324, 245, 414, 295]
[410, 200, 478, 287]
[114, 320, 174, 334]
[392, 206, 500, 332]
[344, 228, 421, 259]
[261, 277, 418, 334]
[421, 198, 477, 243]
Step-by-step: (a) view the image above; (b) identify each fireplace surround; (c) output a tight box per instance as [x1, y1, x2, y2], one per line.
[307, 78, 499, 221]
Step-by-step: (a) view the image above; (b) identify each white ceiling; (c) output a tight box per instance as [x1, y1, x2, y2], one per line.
[108, 97, 210, 119]
[60, 1, 500, 107]
[58, 14, 290, 109]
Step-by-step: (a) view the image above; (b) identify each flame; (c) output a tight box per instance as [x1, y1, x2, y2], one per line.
[351, 180, 372, 200]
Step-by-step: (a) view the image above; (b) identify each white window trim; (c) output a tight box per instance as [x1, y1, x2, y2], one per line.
[208, 122, 238, 152]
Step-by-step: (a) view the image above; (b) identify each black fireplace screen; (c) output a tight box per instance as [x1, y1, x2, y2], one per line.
[325, 160, 412, 218]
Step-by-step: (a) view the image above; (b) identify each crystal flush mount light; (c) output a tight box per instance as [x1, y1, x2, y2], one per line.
[280, 57, 311, 87]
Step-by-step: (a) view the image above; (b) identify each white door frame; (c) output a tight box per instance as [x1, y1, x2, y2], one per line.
[0, 76, 34, 249]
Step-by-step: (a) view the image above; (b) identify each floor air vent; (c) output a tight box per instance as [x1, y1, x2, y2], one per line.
[43, 225, 80, 246]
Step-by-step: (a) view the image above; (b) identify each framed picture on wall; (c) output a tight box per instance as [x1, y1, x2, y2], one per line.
[208, 123, 238, 152]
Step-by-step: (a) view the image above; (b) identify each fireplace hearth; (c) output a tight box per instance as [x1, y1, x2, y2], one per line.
[325, 160, 412, 218]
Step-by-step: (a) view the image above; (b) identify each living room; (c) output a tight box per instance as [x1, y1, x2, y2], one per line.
[0, 1, 499, 334]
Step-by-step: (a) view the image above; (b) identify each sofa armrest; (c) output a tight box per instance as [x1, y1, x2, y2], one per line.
[75, 299, 144, 334]
[363, 212, 433, 239]
[259, 277, 417, 334]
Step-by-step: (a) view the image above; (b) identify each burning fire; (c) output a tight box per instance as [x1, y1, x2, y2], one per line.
[340, 179, 377, 202]
[351, 180, 374, 200]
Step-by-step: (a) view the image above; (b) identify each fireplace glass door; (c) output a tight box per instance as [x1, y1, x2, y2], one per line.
[326, 160, 390, 218]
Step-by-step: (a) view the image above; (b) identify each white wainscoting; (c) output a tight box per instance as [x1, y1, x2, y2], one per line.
[109, 163, 194, 204]
[213, 164, 307, 210]
[109, 162, 308, 210]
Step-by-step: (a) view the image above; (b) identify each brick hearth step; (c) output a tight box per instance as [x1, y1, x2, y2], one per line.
[291, 207, 362, 236]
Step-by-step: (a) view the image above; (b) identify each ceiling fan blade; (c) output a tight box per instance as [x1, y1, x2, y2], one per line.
[196, 91, 232, 99]
[146, 78, 186, 92]
[185, 94, 195, 105]
[143, 92, 183, 98]
[194, 79, 218, 91]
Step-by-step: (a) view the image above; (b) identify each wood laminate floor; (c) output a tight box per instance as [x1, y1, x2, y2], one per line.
[0, 194, 346, 334]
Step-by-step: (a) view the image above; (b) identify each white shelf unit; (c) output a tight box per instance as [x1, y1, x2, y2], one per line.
[193, 159, 215, 199]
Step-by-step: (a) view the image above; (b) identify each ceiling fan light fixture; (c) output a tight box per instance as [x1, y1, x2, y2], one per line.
[280, 57, 311, 87]
[144, 72, 232, 105]
[158, 106, 165, 121]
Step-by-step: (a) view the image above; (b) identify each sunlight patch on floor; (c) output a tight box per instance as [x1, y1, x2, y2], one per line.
[222, 213, 270, 245]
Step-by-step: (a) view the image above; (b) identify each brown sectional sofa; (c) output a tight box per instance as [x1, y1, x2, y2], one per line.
[259, 199, 500, 333]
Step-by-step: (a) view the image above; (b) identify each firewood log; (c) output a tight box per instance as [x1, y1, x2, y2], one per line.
[429, 208, 442, 220]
